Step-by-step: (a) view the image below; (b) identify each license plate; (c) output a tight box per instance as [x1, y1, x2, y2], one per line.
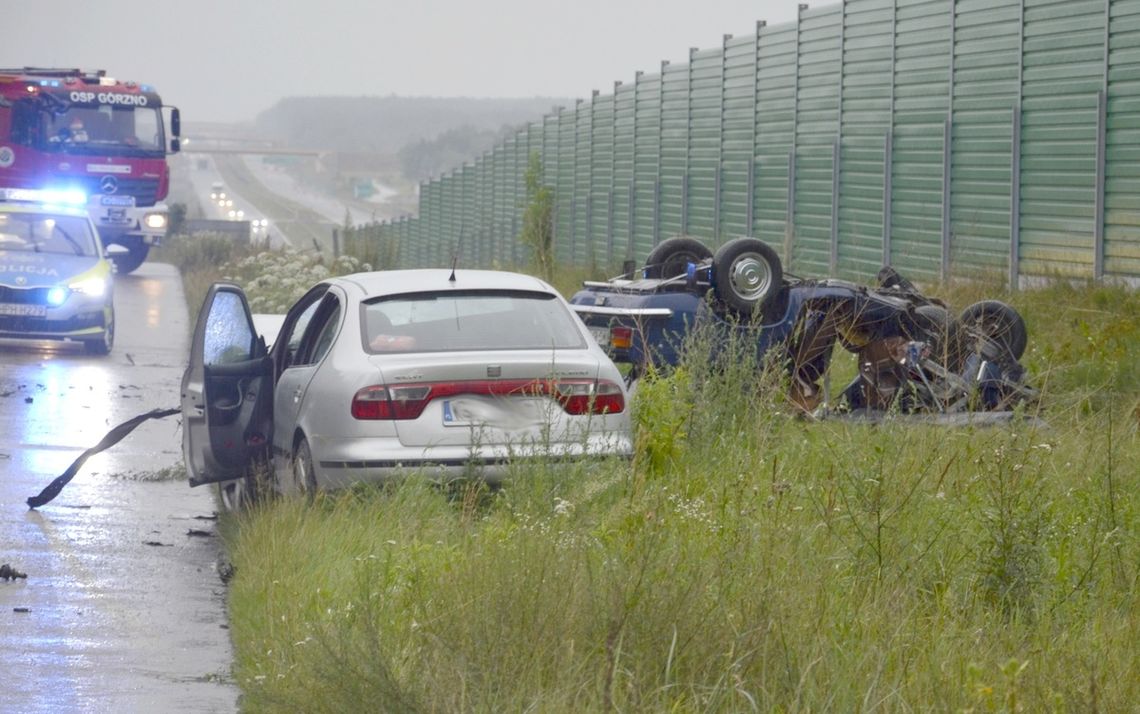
[100, 195, 135, 207]
[442, 399, 481, 427]
[588, 325, 610, 348]
[442, 398, 544, 428]
[101, 208, 131, 224]
[0, 303, 47, 317]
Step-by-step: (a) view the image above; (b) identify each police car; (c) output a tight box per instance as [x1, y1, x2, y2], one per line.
[0, 188, 115, 355]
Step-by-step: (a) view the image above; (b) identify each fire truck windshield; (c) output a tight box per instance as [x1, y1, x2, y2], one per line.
[36, 103, 165, 157]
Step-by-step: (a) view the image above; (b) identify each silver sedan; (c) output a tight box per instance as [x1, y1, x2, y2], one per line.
[180, 269, 632, 506]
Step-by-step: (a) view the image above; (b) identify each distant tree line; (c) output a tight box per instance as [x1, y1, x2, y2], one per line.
[398, 125, 515, 182]
[254, 96, 567, 156]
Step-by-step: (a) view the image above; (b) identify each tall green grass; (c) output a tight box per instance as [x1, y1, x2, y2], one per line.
[216, 274, 1138, 711]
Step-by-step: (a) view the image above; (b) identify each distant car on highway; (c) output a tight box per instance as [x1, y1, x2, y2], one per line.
[180, 269, 633, 508]
[0, 188, 115, 355]
[209, 182, 225, 201]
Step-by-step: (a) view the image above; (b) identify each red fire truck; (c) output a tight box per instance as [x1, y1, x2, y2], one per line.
[0, 67, 181, 274]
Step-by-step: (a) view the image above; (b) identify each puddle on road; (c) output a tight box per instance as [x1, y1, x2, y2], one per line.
[1, 264, 236, 712]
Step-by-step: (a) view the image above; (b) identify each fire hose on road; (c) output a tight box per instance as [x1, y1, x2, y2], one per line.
[26, 407, 180, 509]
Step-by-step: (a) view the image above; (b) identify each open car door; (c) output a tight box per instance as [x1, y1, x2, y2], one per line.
[181, 283, 274, 487]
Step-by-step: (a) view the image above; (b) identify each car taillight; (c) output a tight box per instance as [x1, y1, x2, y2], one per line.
[351, 385, 433, 420]
[553, 379, 625, 415]
[351, 379, 626, 420]
[610, 326, 633, 350]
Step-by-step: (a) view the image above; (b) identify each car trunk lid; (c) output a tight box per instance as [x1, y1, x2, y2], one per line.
[366, 352, 606, 447]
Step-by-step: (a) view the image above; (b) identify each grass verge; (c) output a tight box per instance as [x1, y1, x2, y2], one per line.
[165, 242, 1139, 711]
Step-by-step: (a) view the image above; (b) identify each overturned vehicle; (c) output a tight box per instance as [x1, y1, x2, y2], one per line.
[569, 236, 1037, 415]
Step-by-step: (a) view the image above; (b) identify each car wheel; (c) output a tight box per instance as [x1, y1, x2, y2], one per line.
[217, 479, 250, 512]
[109, 244, 149, 275]
[293, 437, 319, 500]
[83, 313, 114, 356]
[642, 236, 713, 279]
[217, 453, 273, 511]
[960, 300, 1027, 362]
[711, 237, 783, 317]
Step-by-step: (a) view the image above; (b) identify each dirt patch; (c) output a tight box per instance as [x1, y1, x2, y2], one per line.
[109, 464, 188, 482]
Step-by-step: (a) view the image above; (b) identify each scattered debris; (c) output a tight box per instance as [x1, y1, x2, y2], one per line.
[143, 541, 172, 547]
[1, 564, 28, 581]
[24, 396, 33, 404]
[217, 558, 235, 584]
[187, 529, 214, 538]
[13, 607, 30, 614]
[193, 514, 219, 521]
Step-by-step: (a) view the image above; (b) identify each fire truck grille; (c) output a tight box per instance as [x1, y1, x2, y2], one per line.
[79, 176, 160, 207]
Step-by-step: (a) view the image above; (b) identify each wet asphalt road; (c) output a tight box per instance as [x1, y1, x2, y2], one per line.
[0, 263, 238, 712]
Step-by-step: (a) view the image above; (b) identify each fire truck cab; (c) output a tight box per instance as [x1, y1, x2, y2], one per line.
[0, 67, 180, 274]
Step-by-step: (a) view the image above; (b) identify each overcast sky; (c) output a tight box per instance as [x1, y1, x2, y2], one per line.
[3, 0, 801, 124]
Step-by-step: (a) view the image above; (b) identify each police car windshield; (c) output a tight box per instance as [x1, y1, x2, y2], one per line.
[41, 105, 164, 155]
[0, 213, 99, 257]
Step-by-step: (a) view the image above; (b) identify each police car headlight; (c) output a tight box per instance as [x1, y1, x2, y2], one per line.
[69, 277, 107, 298]
[47, 287, 70, 306]
[144, 212, 167, 229]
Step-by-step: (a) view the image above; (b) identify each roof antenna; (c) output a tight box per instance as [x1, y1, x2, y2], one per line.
[448, 251, 458, 282]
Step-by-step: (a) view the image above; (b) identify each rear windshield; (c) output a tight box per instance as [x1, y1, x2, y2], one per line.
[362, 290, 586, 353]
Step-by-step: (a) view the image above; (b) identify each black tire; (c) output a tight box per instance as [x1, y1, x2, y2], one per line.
[711, 238, 783, 316]
[642, 236, 713, 279]
[83, 313, 114, 356]
[293, 437, 319, 500]
[109, 244, 149, 275]
[959, 300, 1027, 362]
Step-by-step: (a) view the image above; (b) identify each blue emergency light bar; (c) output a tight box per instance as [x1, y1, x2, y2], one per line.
[0, 187, 88, 205]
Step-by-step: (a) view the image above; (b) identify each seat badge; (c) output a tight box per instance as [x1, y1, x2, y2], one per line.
[487, 365, 501, 378]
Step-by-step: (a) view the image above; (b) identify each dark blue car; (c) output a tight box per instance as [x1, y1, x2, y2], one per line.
[570, 237, 1034, 414]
